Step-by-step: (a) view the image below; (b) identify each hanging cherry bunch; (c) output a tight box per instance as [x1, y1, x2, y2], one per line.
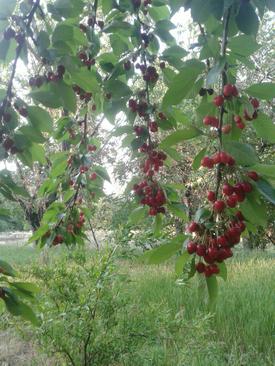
[185, 83, 262, 277]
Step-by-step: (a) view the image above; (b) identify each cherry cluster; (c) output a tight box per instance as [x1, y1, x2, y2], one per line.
[3, 27, 25, 46]
[29, 65, 66, 88]
[201, 150, 235, 168]
[73, 85, 93, 104]
[133, 180, 166, 216]
[135, 64, 159, 83]
[186, 210, 246, 277]
[78, 51, 95, 68]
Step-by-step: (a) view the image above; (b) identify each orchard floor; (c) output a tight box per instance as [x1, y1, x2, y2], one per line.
[0, 245, 274, 366]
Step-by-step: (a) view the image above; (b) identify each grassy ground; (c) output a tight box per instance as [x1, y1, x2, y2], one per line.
[0, 245, 274, 365]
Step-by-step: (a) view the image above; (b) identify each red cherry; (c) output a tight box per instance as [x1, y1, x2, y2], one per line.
[196, 262, 205, 273]
[222, 183, 234, 196]
[213, 95, 224, 107]
[159, 62, 166, 69]
[226, 194, 238, 208]
[234, 115, 242, 124]
[88, 144, 97, 152]
[187, 241, 197, 254]
[217, 235, 228, 247]
[247, 171, 259, 181]
[201, 156, 214, 168]
[223, 84, 234, 97]
[213, 200, 226, 213]
[250, 98, 259, 109]
[203, 116, 212, 126]
[196, 245, 206, 257]
[241, 182, 253, 193]
[207, 191, 216, 202]
[208, 247, 218, 260]
[232, 85, 239, 97]
[227, 156, 235, 166]
[219, 151, 230, 164]
[235, 211, 244, 221]
[149, 207, 158, 216]
[90, 172, 97, 180]
[188, 221, 199, 233]
[236, 121, 245, 129]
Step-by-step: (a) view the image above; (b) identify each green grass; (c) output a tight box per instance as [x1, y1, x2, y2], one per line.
[1, 245, 274, 365]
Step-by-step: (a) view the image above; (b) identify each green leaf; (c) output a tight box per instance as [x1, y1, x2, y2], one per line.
[11, 282, 40, 294]
[223, 141, 258, 166]
[0, 0, 16, 18]
[255, 179, 275, 205]
[93, 166, 111, 182]
[250, 164, 275, 179]
[104, 79, 132, 100]
[70, 69, 100, 94]
[53, 82, 76, 113]
[160, 127, 203, 148]
[252, 113, 275, 143]
[240, 191, 267, 227]
[128, 206, 148, 224]
[175, 251, 191, 275]
[195, 207, 212, 223]
[266, 0, 275, 11]
[192, 148, 207, 170]
[149, 5, 170, 21]
[217, 262, 227, 281]
[29, 83, 62, 109]
[4, 292, 40, 326]
[245, 83, 275, 100]
[30, 144, 47, 165]
[0, 259, 16, 277]
[113, 125, 133, 137]
[206, 57, 226, 86]
[153, 214, 163, 237]
[229, 35, 260, 57]
[236, 2, 259, 35]
[168, 203, 188, 220]
[162, 61, 205, 109]
[27, 106, 53, 132]
[206, 275, 218, 311]
[143, 234, 186, 264]
[28, 224, 50, 243]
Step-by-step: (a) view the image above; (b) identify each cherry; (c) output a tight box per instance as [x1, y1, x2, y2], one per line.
[149, 207, 158, 216]
[208, 247, 218, 260]
[159, 62, 165, 69]
[53, 234, 63, 245]
[79, 23, 87, 32]
[207, 88, 214, 95]
[250, 98, 259, 109]
[57, 65, 65, 77]
[241, 182, 252, 193]
[88, 144, 97, 152]
[219, 151, 230, 164]
[124, 60, 131, 71]
[235, 211, 244, 221]
[217, 235, 228, 247]
[97, 20, 104, 29]
[187, 221, 199, 233]
[213, 95, 224, 107]
[199, 88, 207, 96]
[149, 121, 158, 132]
[223, 84, 234, 97]
[222, 124, 231, 134]
[234, 115, 242, 124]
[204, 266, 212, 277]
[244, 109, 253, 121]
[252, 111, 258, 119]
[247, 171, 259, 181]
[236, 121, 245, 129]
[196, 245, 206, 257]
[201, 156, 214, 168]
[90, 172, 97, 180]
[213, 200, 226, 213]
[222, 183, 234, 196]
[226, 194, 238, 208]
[19, 107, 28, 117]
[196, 262, 205, 273]
[209, 264, 220, 274]
[207, 191, 216, 202]
[80, 166, 88, 174]
[187, 241, 197, 254]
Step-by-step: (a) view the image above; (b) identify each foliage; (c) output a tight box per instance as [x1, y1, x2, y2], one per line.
[0, 0, 274, 320]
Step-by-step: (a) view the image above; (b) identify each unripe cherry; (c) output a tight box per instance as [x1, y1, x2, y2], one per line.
[222, 124, 231, 134]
